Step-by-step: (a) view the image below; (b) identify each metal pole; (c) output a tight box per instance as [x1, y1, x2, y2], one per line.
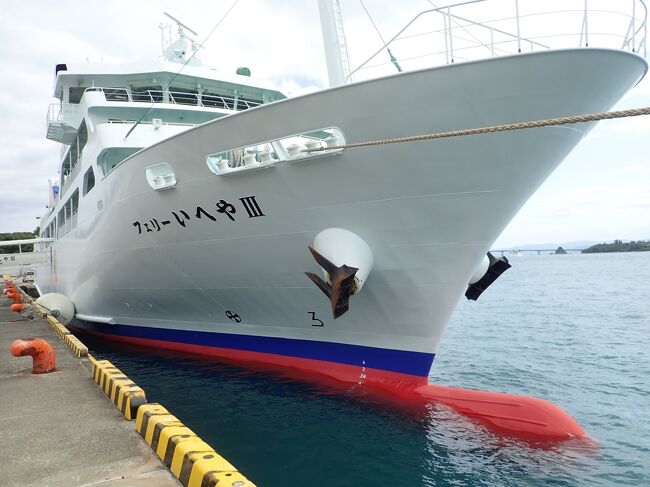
[632, 0, 637, 52]
[584, 0, 589, 47]
[447, 7, 454, 62]
[490, 27, 494, 55]
[515, 0, 521, 52]
[443, 13, 450, 64]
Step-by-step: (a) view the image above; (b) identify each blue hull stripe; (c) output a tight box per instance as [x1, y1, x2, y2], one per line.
[74, 321, 435, 376]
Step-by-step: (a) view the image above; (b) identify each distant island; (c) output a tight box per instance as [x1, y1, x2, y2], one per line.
[582, 240, 650, 254]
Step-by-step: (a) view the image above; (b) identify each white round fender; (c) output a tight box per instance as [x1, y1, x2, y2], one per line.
[36, 293, 76, 325]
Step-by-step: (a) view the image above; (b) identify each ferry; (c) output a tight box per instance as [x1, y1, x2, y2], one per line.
[28, 1, 648, 439]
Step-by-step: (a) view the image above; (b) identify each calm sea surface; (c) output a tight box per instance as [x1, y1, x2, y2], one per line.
[81, 252, 650, 486]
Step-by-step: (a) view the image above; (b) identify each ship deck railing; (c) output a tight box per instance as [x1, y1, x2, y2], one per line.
[102, 119, 198, 127]
[46, 102, 82, 144]
[83, 87, 263, 111]
[349, 0, 647, 81]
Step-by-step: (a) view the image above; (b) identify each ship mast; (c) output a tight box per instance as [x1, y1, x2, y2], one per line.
[160, 12, 201, 67]
[317, 0, 352, 87]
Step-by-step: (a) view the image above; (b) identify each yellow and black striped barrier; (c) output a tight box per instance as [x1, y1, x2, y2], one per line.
[47, 315, 70, 339]
[90, 356, 147, 420]
[63, 333, 88, 358]
[136, 404, 256, 487]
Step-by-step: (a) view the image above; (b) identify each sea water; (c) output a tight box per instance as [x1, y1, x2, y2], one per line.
[81, 252, 650, 486]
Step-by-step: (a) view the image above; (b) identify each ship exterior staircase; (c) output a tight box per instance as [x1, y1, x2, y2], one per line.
[46, 103, 81, 144]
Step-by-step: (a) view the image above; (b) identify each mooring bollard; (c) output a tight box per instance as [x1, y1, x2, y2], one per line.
[10, 338, 56, 374]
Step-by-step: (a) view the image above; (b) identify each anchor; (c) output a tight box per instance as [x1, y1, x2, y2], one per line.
[305, 246, 358, 319]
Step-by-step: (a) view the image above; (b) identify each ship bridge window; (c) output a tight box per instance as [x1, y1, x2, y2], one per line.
[103, 87, 129, 102]
[69, 87, 86, 104]
[83, 166, 95, 195]
[97, 147, 143, 175]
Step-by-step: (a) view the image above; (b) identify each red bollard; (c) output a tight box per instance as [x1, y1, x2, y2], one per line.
[10, 338, 56, 374]
[8, 293, 23, 303]
[10, 303, 28, 312]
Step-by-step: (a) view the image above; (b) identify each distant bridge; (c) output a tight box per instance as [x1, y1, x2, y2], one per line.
[490, 248, 586, 256]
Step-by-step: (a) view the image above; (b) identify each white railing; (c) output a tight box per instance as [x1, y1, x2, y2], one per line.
[103, 119, 197, 127]
[46, 102, 82, 136]
[46, 102, 80, 124]
[349, 0, 647, 80]
[84, 87, 262, 110]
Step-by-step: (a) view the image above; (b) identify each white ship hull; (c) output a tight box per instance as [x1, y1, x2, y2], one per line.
[38, 48, 646, 381]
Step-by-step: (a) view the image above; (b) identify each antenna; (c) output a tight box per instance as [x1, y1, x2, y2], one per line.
[163, 12, 199, 37]
[158, 23, 166, 52]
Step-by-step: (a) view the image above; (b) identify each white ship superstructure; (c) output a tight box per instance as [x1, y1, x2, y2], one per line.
[34, 1, 647, 388]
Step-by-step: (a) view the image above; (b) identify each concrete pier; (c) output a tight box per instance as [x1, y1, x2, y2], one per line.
[0, 288, 180, 487]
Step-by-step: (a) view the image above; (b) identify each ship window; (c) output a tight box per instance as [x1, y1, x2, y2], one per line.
[78, 121, 88, 148]
[97, 147, 143, 175]
[57, 189, 80, 234]
[103, 87, 129, 102]
[201, 90, 233, 109]
[83, 167, 95, 195]
[206, 127, 346, 175]
[169, 86, 199, 106]
[57, 208, 65, 238]
[132, 86, 163, 103]
[71, 190, 79, 215]
[69, 87, 86, 104]
[238, 97, 263, 110]
[61, 120, 88, 182]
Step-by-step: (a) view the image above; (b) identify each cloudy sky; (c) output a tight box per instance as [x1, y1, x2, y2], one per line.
[1, 0, 648, 248]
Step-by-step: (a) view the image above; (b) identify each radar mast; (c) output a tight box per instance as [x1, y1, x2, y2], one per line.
[160, 12, 202, 67]
[317, 0, 352, 87]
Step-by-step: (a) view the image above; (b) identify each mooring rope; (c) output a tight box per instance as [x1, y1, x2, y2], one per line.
[307, 106, 650, 152]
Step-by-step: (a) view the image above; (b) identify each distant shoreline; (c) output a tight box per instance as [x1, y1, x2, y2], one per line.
[582, 240, 650, 254]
